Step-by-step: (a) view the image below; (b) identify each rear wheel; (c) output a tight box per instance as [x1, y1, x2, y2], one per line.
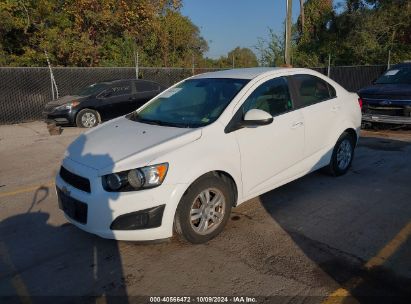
[174, 174, 233, 244]
[76, 109, 100, 128]
[327, 132, 355, 176]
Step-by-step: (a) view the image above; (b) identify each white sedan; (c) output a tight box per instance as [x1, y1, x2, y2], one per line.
[56, 68, 361, 244]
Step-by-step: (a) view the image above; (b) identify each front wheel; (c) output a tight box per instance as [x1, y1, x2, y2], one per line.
[174, 174, 233, 244]
[76, 109, 100, 128]
[327, 132, 355, 176]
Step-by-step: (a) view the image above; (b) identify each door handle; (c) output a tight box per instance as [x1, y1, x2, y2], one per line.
[291, 121, 304, 129]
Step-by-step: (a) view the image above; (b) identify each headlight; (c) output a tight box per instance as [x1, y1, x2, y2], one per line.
[54, 101, 79, 111]
[102, 163, 168, 192]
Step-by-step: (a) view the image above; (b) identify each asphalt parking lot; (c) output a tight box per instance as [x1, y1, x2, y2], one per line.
[0, 122, 410, 304]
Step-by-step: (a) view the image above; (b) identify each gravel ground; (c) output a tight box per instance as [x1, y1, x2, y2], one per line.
[0, 122, 410, 304]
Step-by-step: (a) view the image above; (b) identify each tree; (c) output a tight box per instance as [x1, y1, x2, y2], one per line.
[291, 0, 411, 66]
[201, 47, 258, 68]
[254, 29, 285, 67]
[0, 0, 209, 67]
[227, 47, 258, 68]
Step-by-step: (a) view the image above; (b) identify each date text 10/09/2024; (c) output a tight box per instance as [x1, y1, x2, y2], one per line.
[149, 297, 258, 303]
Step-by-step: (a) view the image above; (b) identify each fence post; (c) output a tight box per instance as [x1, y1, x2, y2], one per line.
[192, 54, 195, 75]
[387, 50, 391, 70]
[327, 54, 331, 77]
[44, 50, 59, 100]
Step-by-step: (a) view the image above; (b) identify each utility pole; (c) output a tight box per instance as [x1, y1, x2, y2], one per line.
[300, 0, 305, 35]
[285, 0, 292, 66]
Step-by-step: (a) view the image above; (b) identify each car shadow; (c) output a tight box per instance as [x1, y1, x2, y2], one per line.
[258, 136, 411, 303]
[0, 134, 129, 303]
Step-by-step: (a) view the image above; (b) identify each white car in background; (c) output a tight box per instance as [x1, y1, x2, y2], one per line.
[56, 68, 361, 244]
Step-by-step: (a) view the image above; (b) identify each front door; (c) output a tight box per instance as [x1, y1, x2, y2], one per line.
[232, 76, 305, 197]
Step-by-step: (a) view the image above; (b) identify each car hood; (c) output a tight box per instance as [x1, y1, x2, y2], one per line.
[358, 84, 411, 97]
[65, 117, 202, 173]
[46, 95, 86, 107]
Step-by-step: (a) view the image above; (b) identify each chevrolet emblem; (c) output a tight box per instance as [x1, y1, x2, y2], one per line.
[61, 186, 71, 196]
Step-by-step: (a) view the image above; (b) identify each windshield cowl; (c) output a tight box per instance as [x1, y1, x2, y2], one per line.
[127, 112, 207, 129]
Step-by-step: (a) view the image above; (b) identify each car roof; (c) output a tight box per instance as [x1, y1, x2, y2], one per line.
[107, 79, 158, 84]
[191, 68, 284, 80]
[391, 62, 411, 69]
[191, 67, 318, 80]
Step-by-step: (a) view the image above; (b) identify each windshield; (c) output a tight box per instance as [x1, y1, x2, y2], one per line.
[74, 83, 109, 96]
[128, 78, 249, 128]
[375, 67, 411, 85]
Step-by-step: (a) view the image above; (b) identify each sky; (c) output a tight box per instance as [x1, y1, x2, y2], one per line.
[181, 0, 342, 59]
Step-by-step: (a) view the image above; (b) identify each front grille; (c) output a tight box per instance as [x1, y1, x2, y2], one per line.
[57, 188, 88, 224]
[362, 97, 411, 117]
[59, 166, 91, 193]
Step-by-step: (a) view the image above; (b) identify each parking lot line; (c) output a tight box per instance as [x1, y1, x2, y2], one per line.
[321, 287, 354, 304]
[0, 242, 32, 303]
[365, 221, 411, 269]
[0, 181, 54, 199]
[321, 220, 411, 303]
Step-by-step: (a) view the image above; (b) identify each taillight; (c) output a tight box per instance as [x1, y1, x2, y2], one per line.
[358, 97, 363, 109]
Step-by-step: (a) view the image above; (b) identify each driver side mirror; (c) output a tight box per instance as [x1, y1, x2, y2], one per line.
[224, 109, 273, 133]
[242, 109, 273, 126]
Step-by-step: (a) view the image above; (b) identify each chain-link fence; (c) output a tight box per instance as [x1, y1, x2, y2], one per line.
[0, 65, 386, 125]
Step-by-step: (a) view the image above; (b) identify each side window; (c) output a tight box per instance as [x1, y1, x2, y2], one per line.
[242, 77, 292, 117]
[328, 83, 336, 98]
[291, 74, 334, 107]
[135, 81, 160, 92]
[101, 83, 131, 98]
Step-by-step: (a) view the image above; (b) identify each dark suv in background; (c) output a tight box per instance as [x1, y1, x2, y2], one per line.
[358, 62, 411, 126]
[43, 79, 165, 128]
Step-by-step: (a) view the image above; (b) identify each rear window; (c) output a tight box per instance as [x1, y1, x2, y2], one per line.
[375, 67, 411, 85]
[291, 74, 336, 107]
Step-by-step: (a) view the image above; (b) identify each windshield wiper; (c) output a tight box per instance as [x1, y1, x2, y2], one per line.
[127, 112, 200, 128]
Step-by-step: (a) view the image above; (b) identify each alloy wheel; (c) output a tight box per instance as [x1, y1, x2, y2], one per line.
[81, 112, 97, 128]
[189, 188, 226, 235]
[336, 139, 352, 171]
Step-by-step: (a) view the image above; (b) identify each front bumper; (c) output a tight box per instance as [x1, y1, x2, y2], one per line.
[362, 113, 411, 125]
[55, 158, 188, 241]
[43, 109, 77, 126]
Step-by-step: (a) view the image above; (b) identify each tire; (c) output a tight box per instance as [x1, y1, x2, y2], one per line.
[76, 109, 100, 128]
[174, 173, 233, 244]
[327, 132, 355, 176]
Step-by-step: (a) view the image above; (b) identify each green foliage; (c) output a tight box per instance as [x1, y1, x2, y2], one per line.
[254, 29, 285, 67]
[202, 47, 258, 68]
[0, 0, 208, 67]
[258, 0, 411, 67]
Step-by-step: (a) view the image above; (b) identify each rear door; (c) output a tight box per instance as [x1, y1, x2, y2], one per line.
[288, 74, 340, 163]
